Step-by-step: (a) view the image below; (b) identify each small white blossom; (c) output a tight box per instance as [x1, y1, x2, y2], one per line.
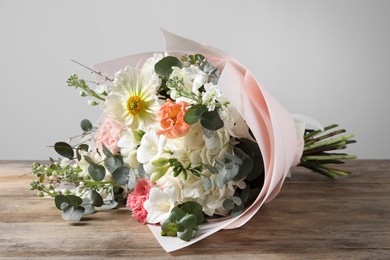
[143, 187, 177, 224]
[202, 83, 222, 111]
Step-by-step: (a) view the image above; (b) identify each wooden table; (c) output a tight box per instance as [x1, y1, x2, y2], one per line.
[0, 160, 389, 259]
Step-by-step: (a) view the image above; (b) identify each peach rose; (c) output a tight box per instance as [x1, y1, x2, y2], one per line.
[157, 99, 190, 139]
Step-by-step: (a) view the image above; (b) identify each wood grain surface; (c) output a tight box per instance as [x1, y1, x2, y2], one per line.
[0, 160, 389, 259]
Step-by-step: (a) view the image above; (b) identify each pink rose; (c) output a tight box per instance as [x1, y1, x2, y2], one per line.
[127, 179, 153, 223]
[95, 118, 122, 155]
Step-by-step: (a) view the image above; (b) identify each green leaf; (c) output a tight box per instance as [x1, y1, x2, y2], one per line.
[83, 155, 97, 166]
[104, 155, 123, 173]
[80, 119, 93, 132]
[232, 196, 242, 206]
[88, 164, 106, 181]
[184, 104, 208, 125]
[62, 205, 85, 222]
[112, 166, 130, 185]
[100, 199, 118, 210]
[154, 56, 182, 79]
[54, 142, 74, 159]
[235, 138, 264, 181]
[178, 228, 196, 242]
[204, 164, 218, 174]
[240, 185, 250, 203]
[231, 203, 245, 218]
[127, 169, 136, 190]
[202, 176, 212, 191]
[223, 199, 235, 210]
[180, 201, 204, 225]
[169, 207, 185, 223]
[90, 190, 103, 207]
[60, 202, 70, 211]
[161, 220, 178, 237]
[55, 195, 70, 210]
[102, 143, 113, 157]
[81, 198, 95, 215]
[67, 195, 83, 206]
[200, 110, 224, 130]
[178, 214, 197, 229]
[76, 144, 89, 161]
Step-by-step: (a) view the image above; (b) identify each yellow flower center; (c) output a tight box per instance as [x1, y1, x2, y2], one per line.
[127, 96, 143, 115]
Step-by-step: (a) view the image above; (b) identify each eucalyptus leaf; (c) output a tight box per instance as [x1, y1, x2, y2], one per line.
[223, 199, 235, 210]
[76, 144, 89, 161]
[184, 104, 208, 124]
[80, 119, 93, 132]
[202, 127, 213, 138]
[178, 214, 197, 229]
[240, 185, 250, 203]
[202, 176, 212, 191]
[62, 205, 85, 222]
[100, 199, 118, 210]
[232, 196, 242, 206]
[178, 228, 195, 242]
[180, 202, 204, 225]
[104, 155, 123, 173]
[169, 207, 185, 223]
[81, 198, 95, 215]
[88, 164, 106, 181]
[83, 155, 97, 166]
[231, 203, 245, 218]
[127, 169, 136, 190]
[155, 56, 182, 79]
[102, 143, 113, 157]
[55, 195, 70, 210]
[54, 142, 74, 159]
[112, 166, 130, 185]
[236, 138, 264, 181]
[215, 174, 224, 189]
[90, 190, 104, 207]
[66, 195, 83, 206]
[200, 110, 224, 130]
[204, 164, 218, 174]
[60, 202, 70, 211]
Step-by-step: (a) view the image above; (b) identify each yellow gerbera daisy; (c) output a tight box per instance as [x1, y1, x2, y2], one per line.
[103, 67, 161, 130]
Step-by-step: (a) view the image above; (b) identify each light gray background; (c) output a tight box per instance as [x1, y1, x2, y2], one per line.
[1, 0, 389, 160]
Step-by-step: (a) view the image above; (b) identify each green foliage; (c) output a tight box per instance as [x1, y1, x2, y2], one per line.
[55, 194, 85, 222]
[112, 166, 130, 185]
[76, 144, 89, 161]
[54, 142, 74, 159]
[155, 56, 182, 80]
[80, 119, 93, 132]
[90, 190, 104, 207]
[184, 105, 224, 131]
[160, 201, 204, 241]
[83, 155, 106, 181]
[184, 104, 208, 124]
[181, 54, 220, 84]
[67, 74, 105, 102]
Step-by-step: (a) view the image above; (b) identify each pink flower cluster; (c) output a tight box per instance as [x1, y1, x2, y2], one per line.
[126, 179, 154, 223]
[95, 118, 122, 155]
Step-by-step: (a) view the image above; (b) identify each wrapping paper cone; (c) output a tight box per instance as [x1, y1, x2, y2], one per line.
[93, 30, 304, 252]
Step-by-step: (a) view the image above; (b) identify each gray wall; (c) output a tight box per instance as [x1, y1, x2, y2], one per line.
[1, 0, 389, 160]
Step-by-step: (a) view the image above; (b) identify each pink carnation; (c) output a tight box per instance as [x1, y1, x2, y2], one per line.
[95, 117, 122, 155]
[127, 179, 153, 223]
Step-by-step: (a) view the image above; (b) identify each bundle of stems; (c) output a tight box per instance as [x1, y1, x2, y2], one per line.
[299, 124, 357, 178]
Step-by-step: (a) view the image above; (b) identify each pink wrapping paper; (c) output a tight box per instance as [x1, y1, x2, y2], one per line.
[93, 30, 304, 252]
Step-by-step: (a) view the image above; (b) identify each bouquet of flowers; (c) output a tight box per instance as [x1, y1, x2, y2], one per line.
[31, 30, 356, 252]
